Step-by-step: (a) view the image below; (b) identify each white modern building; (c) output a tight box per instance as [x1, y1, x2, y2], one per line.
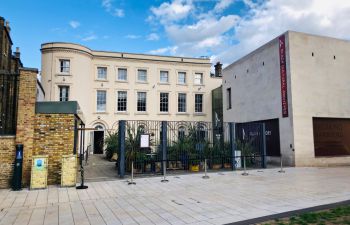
[41, 43, 221, 154]
[223, 31, 350, 167]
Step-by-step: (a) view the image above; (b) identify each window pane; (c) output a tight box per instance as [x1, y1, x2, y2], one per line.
[178, 93, 186, 112]
[160, 92, 169, 112]
[137, 92, 147, 111]
[60, 60, 70, 73]
[138, 69, 147, 82]
[195, 94, 203, 113]
[97, 67, 107, 79]
[59, 86, 69, 102]
[160, 71, 169, 83]
[178, 72, 186, 84]
[97, 90, 106, 112]
[117, 91, 127, 111]
[194, 73, 203, 85]
[118, 68, 127, 81]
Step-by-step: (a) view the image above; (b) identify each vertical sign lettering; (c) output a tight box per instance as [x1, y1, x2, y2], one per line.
[279, 35, 288, 117]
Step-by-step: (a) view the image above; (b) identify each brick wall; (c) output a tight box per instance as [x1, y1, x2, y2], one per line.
[33, 114, 76, 185]
[15, 68, 37, 186]
[0, 136, 16, 188]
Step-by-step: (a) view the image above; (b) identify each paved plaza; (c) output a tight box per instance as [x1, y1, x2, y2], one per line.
[0, 167, 350, 225]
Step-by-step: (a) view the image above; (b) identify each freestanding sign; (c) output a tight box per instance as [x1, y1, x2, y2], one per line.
[30, 155, 48, 189]
[279, 35, 289, 117]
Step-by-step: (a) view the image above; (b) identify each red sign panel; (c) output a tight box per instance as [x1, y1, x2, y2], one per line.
[279, 35, 288, 117]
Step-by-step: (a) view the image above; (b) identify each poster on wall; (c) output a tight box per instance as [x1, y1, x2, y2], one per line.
[313, 118, 350, 156]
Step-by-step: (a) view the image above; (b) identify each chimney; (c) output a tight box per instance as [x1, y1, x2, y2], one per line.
[15, 47, 20, 58]
[5, 21, 10, 32]
[214, 62, 223, 77]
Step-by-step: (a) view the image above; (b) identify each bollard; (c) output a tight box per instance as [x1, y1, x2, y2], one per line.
[202, 159, 209, 179]
[128, 161, 136, 185]
[278, 154, 285, 173]
[161, 160, 169, 182]
[76, 153, 88, 189]
[242, 156, 248, 176]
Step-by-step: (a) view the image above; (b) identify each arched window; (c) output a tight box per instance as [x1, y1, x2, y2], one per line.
[178, 126, 186, 140]
[95, 125, 104, 130]
[197, 124, 206, 142]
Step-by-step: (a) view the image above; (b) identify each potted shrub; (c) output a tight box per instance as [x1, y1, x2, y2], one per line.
[104, 131, 119, 161]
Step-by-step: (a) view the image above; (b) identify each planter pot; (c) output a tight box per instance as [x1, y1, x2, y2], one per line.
[190, 164, 199, 172]
[212, 164, 222, 170]
[224, 163, 231, 169]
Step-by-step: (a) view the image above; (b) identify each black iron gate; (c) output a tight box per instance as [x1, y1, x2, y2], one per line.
[115, 120, 267, 177]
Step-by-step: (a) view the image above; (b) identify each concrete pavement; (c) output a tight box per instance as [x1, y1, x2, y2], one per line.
[0, 167, 349, 225]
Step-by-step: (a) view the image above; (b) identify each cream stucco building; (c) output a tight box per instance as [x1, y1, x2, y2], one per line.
[41, 42, 221, 153]
[223, 31, 350, 167]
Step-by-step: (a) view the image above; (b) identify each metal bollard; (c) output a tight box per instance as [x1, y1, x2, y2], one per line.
[128, 161, 136, 185]
[242, 156, 248, 176]
[278, 154, 285, 173]
[202, 159, 209, 179]
[76, 153, 88, 189]
[161, 160, 169, 182]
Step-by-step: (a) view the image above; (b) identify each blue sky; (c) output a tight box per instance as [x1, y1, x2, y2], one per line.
[1, 0, 350, 70]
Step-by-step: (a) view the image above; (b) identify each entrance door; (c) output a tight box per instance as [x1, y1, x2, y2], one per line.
[93, 131, 104, 154]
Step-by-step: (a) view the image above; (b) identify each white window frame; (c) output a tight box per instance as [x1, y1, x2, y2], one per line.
[178, 72, 186, 85]
[137, 69, 148, 83]
[59, 85, 69, 102]
[194, 93, 203, 113]
[96, 90, 107, 112]
[160, 92, 169, 112]
[117, 91, 127, 112]
[178, 93, 187, 113]
[97, 67, 107, 80]
[117, 68, 128, 81]
[59, 59, 70, 74]
[194, 72, 203, 85]
[137, 92, 147, 112]
[160, 71, 169, 83]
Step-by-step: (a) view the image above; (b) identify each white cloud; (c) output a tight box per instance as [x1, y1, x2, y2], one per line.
[149, 0, 350, 67]
[102, 0, 113, 11]
[147, 33, 160, 41]
[125, 34, 141, 39]
[69, 21, 80, 29]
[113, 8, 124, 17]
[82, 35, 97, 41]
[166, 15, 238, 43]
[101, 0, 125, 18]
[214, 0, 235, 12]
[216, 0, 350, 66]
[148, 46, 178, 55]
[150, 0, 193, 24]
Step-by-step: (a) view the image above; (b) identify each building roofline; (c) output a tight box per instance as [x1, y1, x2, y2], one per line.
[41, 42, 211, 64]
[223, 30, 350, 72]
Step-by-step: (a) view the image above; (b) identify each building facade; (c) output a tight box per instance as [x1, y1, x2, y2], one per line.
[0, 17, 22, 74]
[41, 43, 222, 153]
[223, 31, 350, 167]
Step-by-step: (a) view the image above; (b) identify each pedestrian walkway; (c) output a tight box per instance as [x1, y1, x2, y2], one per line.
[1, 167, 350, 225]
[80, 154, 119, 182]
